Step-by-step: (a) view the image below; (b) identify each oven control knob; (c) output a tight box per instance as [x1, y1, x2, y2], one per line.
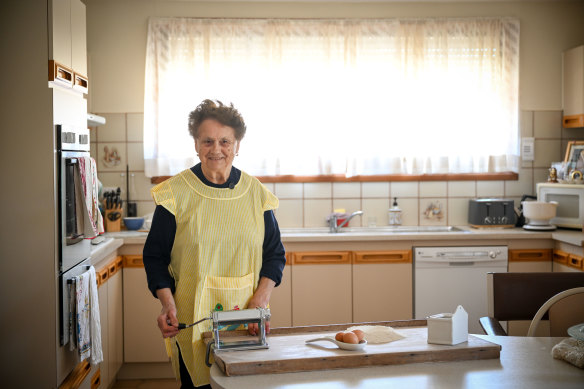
[484, 216, 492, 224]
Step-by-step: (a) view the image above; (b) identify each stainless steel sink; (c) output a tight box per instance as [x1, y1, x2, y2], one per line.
[280, 226, 466, 235]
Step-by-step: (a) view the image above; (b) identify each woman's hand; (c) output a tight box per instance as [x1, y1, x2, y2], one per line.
[247, 277, 276, 335]
[156, 288, 180, 338]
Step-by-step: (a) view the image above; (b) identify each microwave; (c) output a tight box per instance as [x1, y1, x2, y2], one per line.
[537, 183, 584, 229]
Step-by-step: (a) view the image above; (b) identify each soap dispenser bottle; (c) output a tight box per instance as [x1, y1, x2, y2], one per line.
[388, 197, 402, 226]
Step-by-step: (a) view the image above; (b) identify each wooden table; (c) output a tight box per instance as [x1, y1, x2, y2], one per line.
[210, 335, 584, 389]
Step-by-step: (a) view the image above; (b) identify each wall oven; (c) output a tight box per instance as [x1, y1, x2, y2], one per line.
[56, 124, 92, 345]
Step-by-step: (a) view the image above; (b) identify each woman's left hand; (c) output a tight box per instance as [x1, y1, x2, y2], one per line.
[247, 277, 275, 335]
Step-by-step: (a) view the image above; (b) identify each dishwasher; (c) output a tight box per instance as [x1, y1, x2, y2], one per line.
[414, 246, 508, 334]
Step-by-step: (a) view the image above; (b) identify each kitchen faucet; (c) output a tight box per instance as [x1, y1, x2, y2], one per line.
[329, 211, 363, 233]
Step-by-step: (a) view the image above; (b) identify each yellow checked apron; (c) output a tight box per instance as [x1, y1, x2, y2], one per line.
[151, 168, 278, 387]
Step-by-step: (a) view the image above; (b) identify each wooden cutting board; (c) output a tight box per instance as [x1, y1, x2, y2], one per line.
[207, 320, 501, 376]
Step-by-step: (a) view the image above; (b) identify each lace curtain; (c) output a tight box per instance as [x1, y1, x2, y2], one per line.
[144, 17, 519, 177]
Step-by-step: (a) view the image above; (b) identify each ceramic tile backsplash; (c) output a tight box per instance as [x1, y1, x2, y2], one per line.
[92, 109, 576, 227]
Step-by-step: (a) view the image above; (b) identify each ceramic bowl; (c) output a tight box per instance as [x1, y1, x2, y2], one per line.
[123, 217, 144, 231]
[521, 201, 557, 225]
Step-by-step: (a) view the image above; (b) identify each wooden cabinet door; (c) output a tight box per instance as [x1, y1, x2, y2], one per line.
[70, 0, 87, 76]
[352, 251, 412, 322]
[268, 262, 292, 328]
[291, 252, 352, 326]
[123, 259, 169, 362]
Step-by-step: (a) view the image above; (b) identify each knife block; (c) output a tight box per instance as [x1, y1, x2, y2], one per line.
[105, 209, 122, 232]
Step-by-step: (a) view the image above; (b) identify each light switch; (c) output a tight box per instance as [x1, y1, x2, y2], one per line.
[522, 137, 534, 161]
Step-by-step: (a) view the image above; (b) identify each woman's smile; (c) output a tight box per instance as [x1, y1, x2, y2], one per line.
[195, 119, 240, 184]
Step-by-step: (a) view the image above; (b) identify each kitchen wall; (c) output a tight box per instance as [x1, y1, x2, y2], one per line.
[85, 0, 584, 228]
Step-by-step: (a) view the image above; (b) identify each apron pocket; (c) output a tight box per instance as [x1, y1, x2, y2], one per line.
[195, 272, 255, 333]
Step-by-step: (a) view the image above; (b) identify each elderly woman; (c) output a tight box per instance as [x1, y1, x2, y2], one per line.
[143, 99, 286, 388]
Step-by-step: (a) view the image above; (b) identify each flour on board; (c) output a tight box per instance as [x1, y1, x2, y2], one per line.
[346, 325, 406, 344]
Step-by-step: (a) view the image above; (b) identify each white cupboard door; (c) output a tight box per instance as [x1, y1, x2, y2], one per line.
[268, 265, 292, 328]
[123, 266, 170, 362]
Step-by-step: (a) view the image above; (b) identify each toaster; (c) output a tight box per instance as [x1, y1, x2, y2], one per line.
[468, 199, 515, 228]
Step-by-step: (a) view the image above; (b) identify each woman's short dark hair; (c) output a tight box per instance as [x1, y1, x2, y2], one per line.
[188, 99, 246, 141]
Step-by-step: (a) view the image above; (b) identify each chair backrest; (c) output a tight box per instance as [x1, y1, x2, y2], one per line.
[527, 287, 584, 336]
[487, 272, 584, 322]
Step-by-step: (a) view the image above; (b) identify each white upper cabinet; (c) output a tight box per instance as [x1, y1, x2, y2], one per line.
[49, 0, 87, 77]
[562, 45, 584, 128]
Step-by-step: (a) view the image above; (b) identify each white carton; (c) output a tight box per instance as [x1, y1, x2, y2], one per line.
[427, 305, 468, 345]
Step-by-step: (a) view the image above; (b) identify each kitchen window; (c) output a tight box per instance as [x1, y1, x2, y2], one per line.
[144, 17, 519, 180]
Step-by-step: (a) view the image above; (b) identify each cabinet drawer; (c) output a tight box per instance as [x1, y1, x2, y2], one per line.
[509, 249, 552, 262]
[353, 250, 411, 264]
[292, 251, 350, 265]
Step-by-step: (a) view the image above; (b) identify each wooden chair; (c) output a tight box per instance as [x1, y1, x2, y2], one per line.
[479, 272, 584, 336]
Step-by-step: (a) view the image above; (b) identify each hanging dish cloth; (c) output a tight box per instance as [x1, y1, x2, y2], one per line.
[74, 266, 103, 364]
[78, 157, 105, 239]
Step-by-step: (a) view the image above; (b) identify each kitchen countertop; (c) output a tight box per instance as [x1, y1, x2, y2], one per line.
[99, 227, 583, 247]
[209, 335, 584, 389]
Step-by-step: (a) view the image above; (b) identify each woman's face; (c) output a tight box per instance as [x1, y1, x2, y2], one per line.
[194, 119, 240, 182]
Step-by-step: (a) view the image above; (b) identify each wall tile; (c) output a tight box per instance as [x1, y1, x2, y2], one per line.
[505, 168, 534, 197]
[534, 110, 562, 139]
[533, 168, 551, 192]
[420, 181, 447, 197]
[362, 182, 389, 198]
[448, 181, 476, 197]
[419, 198, 447, 226]
[448, 197, 471, 226]
[520, 110, 533, 137]
[304, 199, 331, 227]
[130, 172, 155, 201]
[333, 182, 360, 198]
[127, 142, 145, 171]
[534, 139, 562, 168]
[362, 198, 390, 227]
[97, 142, 126, 172]
[476, 181, 504, 198]
[275, 183, 303, 199]
[391, 182, 418, 198]
[304, 182, 331, 198]
[262, 182, 275, 194]
[398, 198, 418, 226]
[136, 200, 156, 218]
[127, 113, 144, 142]
[98, 172, 125, 193]
[275, 199, 303, 228]
[98, 113, 126, 142]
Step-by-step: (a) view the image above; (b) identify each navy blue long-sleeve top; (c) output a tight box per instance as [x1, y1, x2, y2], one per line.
[143, 164, 286, 298]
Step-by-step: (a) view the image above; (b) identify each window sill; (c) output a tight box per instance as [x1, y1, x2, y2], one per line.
[150, 172, 518, 185]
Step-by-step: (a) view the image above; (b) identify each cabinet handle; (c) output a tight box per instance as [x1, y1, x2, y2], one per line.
[115, 255, 124, 271]
[553, 250, 569, 265]
[58, 360, 91, 389]
[123, 255, 144, 267]
[108, 262, 117, 277]
[292, 252, 350, 265]
[73, 73, 88, 94]
[97, 267, 109, 287]
[562, 114, 584, 128]
[353, 250, 411, 264]
[90, 369, 101, 389]
[568, 255, 583, 270]
[48, 60, 73, 88]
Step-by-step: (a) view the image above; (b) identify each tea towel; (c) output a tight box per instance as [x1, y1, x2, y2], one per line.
[75, 266, 103, 364]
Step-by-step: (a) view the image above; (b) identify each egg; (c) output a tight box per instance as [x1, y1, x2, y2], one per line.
[335, 332, 345, 342]
[343, 332, 359, 344]
[352, 329, 365, 342]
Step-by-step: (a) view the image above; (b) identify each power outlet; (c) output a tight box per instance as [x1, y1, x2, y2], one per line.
[522, 137, 535, 161]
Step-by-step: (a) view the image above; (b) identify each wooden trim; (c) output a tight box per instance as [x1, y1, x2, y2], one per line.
[292, 251, 351, 265]
[353, 250, 412, 264]
[151, 172, 519, 185]
[90, 369, 101, 389]
[285, 252, 292, 266]
[73, 72, 88, 94]
[562, 114, 584, 128]
[115, 255, 124, 271]
[48, 60, 74, 88]
[108, 260, 118, 277]
[58, 360, 91, 389]
[123, 255, 144, 268]
[553, 249, 570, 265]
[568, 254, 583, 270]
[509, 249, 552, 262]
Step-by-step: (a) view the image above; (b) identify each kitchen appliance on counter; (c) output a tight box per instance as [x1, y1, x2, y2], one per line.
[414, 246, 508, 334]
[521, 200, 558, 231]
[537, 183, 584, 229]
[468, 199, 515, 228]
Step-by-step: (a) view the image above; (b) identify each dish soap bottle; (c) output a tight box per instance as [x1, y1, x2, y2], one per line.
[388, 198, 402, 226]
